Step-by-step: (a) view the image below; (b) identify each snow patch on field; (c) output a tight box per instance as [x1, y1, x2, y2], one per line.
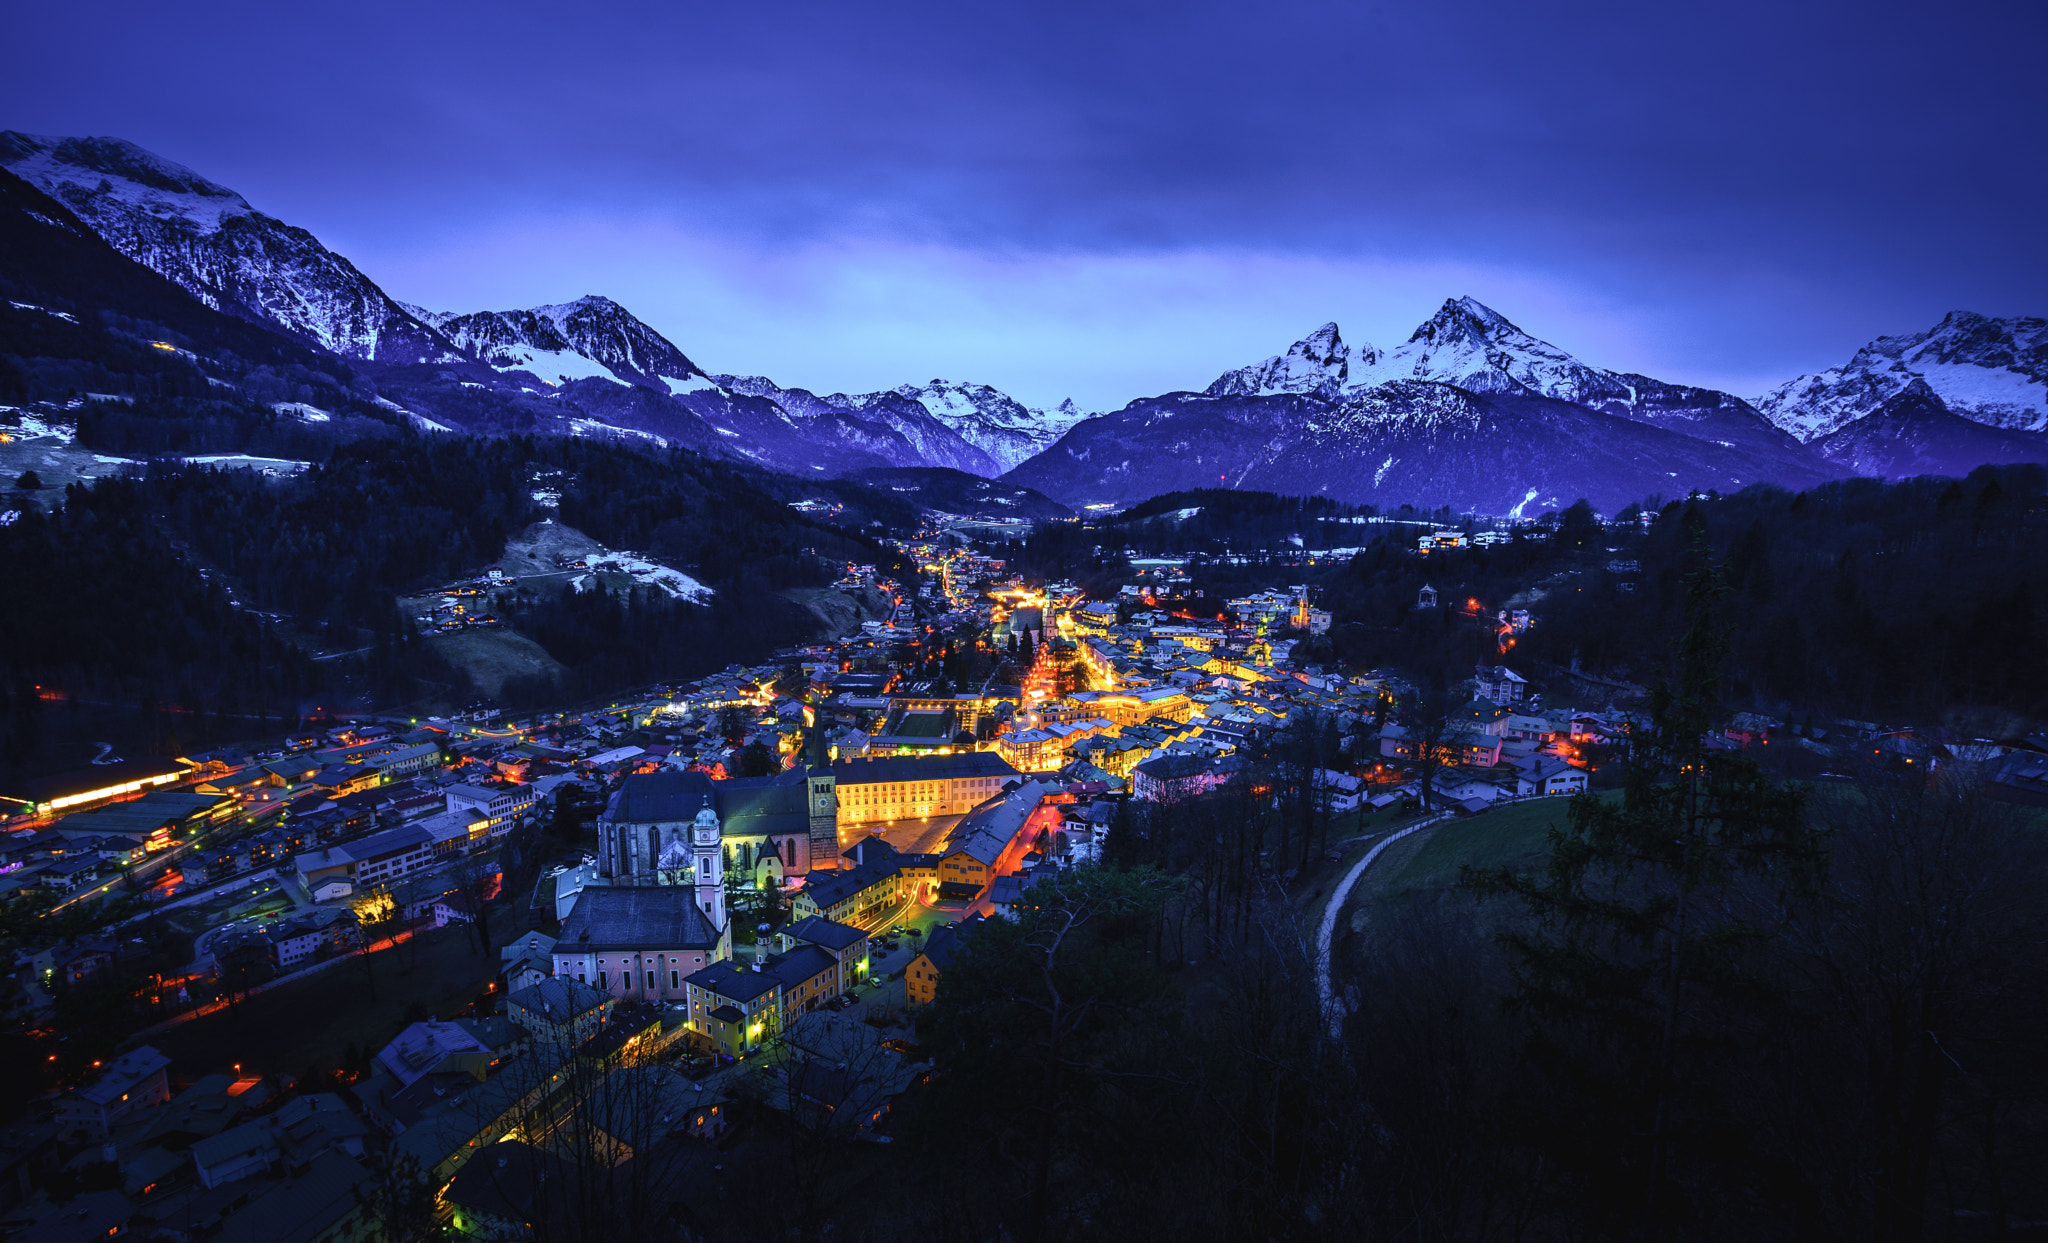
[183, 454, 310, 474]
[9, 301, 78, 324]
[567, 418, 669, 448]
[0, 409, 76, 442]
[579, 553, 713, 602]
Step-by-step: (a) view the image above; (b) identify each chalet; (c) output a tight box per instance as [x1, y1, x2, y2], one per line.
[1473, 666, 1529, 706]
[1510, 754, 1587, 797]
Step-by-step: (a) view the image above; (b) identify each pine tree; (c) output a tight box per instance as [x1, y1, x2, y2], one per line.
[1467, 533, 1825, 1229]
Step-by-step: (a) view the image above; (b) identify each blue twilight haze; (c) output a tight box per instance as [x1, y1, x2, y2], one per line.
[2, 0, 2040, 411]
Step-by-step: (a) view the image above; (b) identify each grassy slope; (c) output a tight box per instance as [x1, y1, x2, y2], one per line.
[147, 920, 506, 1077]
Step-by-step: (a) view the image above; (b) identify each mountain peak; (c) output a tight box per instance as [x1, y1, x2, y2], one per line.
[1409, 295, 1514, 343]
[437, 296, 704, 391]
[0, 132, 246, 206]
[1754, 310, 2047, 440]
[1205, 321, 1360, 399]
[1354, 297, 1628, 404]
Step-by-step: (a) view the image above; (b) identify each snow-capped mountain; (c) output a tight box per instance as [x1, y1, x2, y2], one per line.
[1206, 322, 1363, 400]
[1346, 297, 1634, 404]
[1810, 381, 2048, 478]
[1755, 312, 2048, 441]
[0, 132, 462, 364]
[416, 296, 711, 392]
[874, 381, 1093, 473]
[708, 374, 1000, 475]
[1014, 298, 1841, 513]
[1003, 378, 1836, 516]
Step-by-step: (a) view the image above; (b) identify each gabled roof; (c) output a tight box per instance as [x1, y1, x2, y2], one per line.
[558, 886, 721, 952]
[916, 915, 984, 973]
[506, 976, 611, 1020]
[783, 915, 867, 952]
[685, 959, 781, 1005]
[768, 944, 839, 987]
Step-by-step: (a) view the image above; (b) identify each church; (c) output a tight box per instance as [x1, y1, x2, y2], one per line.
[595, 764, 837, 889]
[554, 806, 730, 1002]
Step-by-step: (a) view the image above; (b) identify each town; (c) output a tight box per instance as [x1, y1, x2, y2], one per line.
[3, 485, 2045, 1242]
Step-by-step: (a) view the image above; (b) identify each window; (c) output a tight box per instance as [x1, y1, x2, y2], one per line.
[598, 970, 608, 989]
[646, 970, 655, 989]
[671, 969, 679, 988]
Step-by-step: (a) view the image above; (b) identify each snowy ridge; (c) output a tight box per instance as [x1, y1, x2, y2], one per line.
[1754, 312, 2048, 441]
[874, 380, 1093, 472]
[0, 131, 465, 364]
[1206, 322, 1362, 399]
[427, 296, 708, 391]
[1207, 299, 1633, 406]
[1348, 297, 1633, 404]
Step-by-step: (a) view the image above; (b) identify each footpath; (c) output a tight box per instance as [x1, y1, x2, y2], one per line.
[1313, 810, 1453, 1037]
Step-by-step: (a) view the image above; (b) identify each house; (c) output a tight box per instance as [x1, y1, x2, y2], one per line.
[789, 836, 910, 924]
[1131, 753, 1234, 803]
[54, 1045, 170, 1142]
[500, 930, 559, 994]
[293, 824, 435, 890]
[445, 780, 536, 833]
[201, 1149, 373, 1243]
[1313, 768, 1367, 813]
[1473, 666, 1529, 706]
[905, 915, 983, 1008]
[1511, 754, 1588, 797]
[190, 1093, 366, 1189]
[505, 977, 614, 1049]
[778, 915, 872, 994]
[831, 751, 1023, 828]
[442, 1139, 576, 1241]
[681, 960, 784, 1056]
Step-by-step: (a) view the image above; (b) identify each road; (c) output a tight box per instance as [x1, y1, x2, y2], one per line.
[1313, 811, 1452, 1037]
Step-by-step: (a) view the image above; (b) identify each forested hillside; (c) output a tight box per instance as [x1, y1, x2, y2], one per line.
[0, 433, 911, 784]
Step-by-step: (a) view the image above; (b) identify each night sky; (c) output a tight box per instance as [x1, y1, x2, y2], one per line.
[4, 0, 2041, 410]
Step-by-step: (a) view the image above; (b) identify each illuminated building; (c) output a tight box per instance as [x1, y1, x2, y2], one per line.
[4, 757, 191, 823]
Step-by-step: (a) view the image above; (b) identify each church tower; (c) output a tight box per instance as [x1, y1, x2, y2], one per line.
[802, 700, 840, 870]
[691, 806, 726, 935]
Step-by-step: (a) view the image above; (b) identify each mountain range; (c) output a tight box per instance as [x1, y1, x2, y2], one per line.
[2, 130, 2043, 515]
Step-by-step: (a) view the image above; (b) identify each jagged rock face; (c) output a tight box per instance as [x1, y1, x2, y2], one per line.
[1811, 381, 2048, 478]
[1348, 298, 1635, 405]
[1206, 322, 1360, 400]
[0, 132, 462, 364]
[880, 380, 1093, 473]
[1756, 312, 2048, 440]
[425, 297, 708, 391]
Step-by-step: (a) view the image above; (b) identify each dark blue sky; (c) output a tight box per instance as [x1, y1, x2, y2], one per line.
[6, 0, 2042, 408]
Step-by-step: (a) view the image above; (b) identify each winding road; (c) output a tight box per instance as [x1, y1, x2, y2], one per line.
[1314, 811, 1453, 1037]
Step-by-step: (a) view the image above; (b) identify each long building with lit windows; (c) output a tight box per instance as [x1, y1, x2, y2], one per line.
[830, 753, 1022, 827]
[4, 757, 192, 825]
